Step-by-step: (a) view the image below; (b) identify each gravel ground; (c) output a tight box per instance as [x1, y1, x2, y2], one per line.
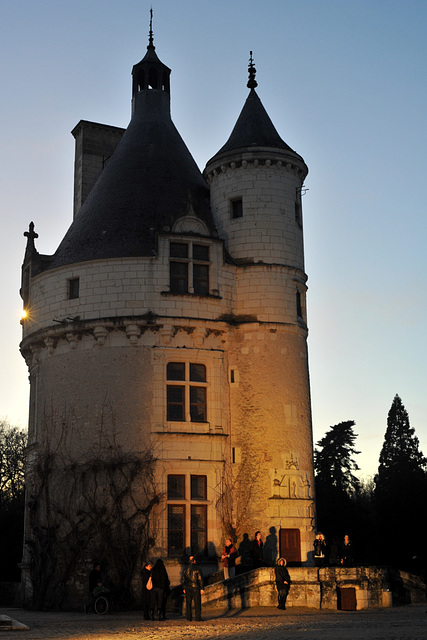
[1, 605, 426, 640]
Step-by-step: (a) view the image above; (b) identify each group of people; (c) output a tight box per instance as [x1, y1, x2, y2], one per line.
[88, 531, 293, 621]
[221, 531, 292, 611]
[313, 533, 354, 567]
[140, 555, 204, 622]
[141, 559, 171, 620]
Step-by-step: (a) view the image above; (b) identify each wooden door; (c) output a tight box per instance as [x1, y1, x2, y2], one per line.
[338, 587, 357, 610]
[280, 528, 301, 564]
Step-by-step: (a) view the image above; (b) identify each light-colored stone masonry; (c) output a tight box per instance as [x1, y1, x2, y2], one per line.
[21, 83, 316, 606]
[205, 152, 306, 269]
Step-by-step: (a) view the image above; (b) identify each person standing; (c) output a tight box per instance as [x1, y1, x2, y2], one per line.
[221, 538, 238, 580]
[182, 556, 204, 621]
[313, 533, 327, 567]
[274, 557, 292, 610]
[151, 558, 170, 621]
[251, 531, 264, 568]
[340, 534, 354, 566]
[140, 561, 153, 620]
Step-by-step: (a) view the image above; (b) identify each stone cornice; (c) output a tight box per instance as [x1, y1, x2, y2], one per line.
[204, 148, 308, 183]
[19, 314, 308, 366]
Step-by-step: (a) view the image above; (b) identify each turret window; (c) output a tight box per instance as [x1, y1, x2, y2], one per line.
[296, 287, 306, 323]
[68, 277, 80, 300]
[231, 198, 243, 219]
[169, 242, 210, 295]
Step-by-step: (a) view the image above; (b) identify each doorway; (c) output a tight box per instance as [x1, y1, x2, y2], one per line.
[280, 528, 301, 565]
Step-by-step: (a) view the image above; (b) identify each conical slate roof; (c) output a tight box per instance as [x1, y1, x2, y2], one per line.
[212, 88, 303, 160]
[39, 38, 215, 273]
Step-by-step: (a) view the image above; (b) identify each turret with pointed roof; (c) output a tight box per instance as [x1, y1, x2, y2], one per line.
[204, 52, 308, 267]
[30, 16, 215, 275]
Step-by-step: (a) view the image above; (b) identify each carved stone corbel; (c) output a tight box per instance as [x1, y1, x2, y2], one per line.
[93, 325, 108, 346]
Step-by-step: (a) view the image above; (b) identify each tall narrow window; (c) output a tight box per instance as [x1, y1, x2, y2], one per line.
[166, 362, 207, 422]
[295, 189, 303, 227]
[231, 198, 243, 219]
[167, 474, 208, 557]
[168, 505, 185, 557]
[68, 277, 80, 300]
[170, 243, 188, 294]
[191, 505, 207, 555]
[296, 290, 303, 319]
[192, 244, 209, 295]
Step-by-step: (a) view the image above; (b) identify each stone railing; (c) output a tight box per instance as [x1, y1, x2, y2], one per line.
[200, 566, 426, 611]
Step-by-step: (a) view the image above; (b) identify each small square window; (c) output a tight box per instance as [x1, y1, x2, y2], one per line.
[167, 362, 186, 381]
[168, 475, 185, 499]
[193, 245, 209, 261]
[190, 363, 206, 382]
[170, 243, 188, 258]
[231, 198, 243, 219]
[191, 475, 207, 500]
[68, 278, 79, 300]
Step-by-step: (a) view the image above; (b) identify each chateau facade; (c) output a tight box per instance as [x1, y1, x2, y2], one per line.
[20, 25, 315, 595]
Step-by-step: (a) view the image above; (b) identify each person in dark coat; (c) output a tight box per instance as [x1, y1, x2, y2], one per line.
[221, 538, 238, 579]
[251, 531, 264, 568]
[140, 561, 152, 620]
[275, 557, 292, 610]
[182, 556, 204, 621]
[151, 558, 170, 620]
[313, 533, 327, 567]
[340, 534, 354, 566]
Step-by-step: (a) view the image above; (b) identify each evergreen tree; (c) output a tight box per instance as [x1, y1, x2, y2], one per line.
[314, 420, 360, 495]
[314, 421, 361, 552]
[376, 394, 426, 485]
[374, 395, 427, 569]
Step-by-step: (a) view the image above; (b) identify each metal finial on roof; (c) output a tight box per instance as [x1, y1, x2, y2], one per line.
[148, 7, 155, 49]
[247, 51, 258, 89]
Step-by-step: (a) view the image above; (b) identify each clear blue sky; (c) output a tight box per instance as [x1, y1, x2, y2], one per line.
[1, 0, 426, 478]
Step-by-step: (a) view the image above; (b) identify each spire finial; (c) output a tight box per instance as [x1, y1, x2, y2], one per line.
[148, 7, 155, 49]
[23, 221, 39, 261]
[247, 51, 258, 90]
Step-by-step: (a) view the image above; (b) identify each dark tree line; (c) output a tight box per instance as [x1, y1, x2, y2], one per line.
[0, 420, 27, 581]
[314, 395, 427, 572]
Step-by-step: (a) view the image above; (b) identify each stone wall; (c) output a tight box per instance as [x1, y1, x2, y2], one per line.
[200, 567, 427, 611]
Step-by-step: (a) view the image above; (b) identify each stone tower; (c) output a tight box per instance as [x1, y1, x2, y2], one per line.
[20, 23, 315, 602]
